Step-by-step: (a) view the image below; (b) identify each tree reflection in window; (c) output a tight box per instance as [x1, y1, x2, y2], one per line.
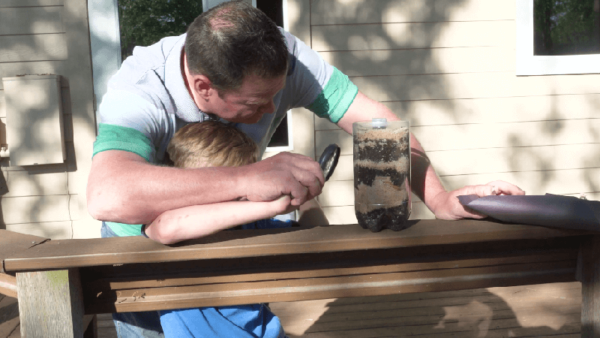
[534, 0, 600, 55]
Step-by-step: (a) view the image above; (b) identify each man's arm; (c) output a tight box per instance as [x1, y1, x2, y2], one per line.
[144, 196, 295, 244]
[337, 91, 525, 220]
[87, 150, 323, 225]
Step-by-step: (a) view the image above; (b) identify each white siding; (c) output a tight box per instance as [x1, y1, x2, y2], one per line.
[0, 0, 98, 238]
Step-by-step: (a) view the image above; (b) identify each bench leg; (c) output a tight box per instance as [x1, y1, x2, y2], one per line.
[582, 236, 600, 337]
[16, 269, 85, 338]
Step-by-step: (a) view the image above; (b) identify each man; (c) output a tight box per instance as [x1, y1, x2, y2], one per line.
[87, 1, 523, 337]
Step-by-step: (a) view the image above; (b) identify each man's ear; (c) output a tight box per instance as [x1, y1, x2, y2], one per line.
[190, 74, 214, 102]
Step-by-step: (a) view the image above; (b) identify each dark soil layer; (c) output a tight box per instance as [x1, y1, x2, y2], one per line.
[354, 167, 407, 188]
[356, 203, 411, 232]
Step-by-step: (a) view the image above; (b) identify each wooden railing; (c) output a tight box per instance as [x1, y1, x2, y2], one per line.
[1, 220, 599, 337]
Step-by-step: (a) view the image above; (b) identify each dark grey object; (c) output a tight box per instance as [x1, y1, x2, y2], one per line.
[318, 144, 340, 182]
[458, 194, 600, 232]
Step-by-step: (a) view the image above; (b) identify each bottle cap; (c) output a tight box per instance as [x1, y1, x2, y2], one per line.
[371, 118, 387, 129]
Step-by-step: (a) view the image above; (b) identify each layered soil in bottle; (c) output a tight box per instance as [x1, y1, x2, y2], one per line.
[354, 127, 410, 232]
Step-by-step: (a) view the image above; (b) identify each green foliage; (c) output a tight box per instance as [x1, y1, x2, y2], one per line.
[119, 0, 203, 59]
[534, 0, 600, 55]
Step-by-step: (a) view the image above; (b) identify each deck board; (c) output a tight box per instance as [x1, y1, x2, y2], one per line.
[0, 283, 583, 337]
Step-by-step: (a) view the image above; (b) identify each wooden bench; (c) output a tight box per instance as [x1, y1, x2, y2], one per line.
[1, 219, 599, 337]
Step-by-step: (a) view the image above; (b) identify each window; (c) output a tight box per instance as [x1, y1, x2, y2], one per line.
[516, 0, 600, 75]
[88, 0, 292, 150]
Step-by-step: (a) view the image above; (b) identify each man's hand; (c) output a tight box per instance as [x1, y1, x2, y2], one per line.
[242, 152, 325, 206]
[429, 180, 525, 220]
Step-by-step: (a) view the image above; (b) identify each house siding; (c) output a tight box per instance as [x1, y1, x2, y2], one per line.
[286, 0, 600, 224]
[0, 0, 98, 239]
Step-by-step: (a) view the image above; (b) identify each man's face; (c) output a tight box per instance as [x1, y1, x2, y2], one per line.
[209, 74, 286, 124]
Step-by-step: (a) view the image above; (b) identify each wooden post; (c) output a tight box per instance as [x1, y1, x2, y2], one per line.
[16, 269, 85, 338]
[581, 235, 600, 337]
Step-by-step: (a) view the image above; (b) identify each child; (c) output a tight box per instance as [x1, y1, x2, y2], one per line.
[144, 121, 298, 338]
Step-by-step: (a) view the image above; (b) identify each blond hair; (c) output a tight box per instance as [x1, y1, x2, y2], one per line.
[167, 121, 258, 168]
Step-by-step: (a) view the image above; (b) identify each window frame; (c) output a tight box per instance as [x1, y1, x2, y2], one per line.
[516, 0, 600, 76]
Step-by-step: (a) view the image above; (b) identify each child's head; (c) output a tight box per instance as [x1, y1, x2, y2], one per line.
[167, 121, 259, 168]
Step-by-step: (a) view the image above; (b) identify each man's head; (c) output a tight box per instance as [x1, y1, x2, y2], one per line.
[167, 121, 259, 168]
[184, 1, 288, 124]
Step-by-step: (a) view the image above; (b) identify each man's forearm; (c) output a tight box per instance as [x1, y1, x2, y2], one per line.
[87, 150, 244, 224]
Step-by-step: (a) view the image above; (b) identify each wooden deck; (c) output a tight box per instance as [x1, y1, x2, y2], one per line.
[0, 282, 582, 337]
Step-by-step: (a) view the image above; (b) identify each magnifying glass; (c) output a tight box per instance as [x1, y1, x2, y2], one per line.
[318, 144, 341, 182]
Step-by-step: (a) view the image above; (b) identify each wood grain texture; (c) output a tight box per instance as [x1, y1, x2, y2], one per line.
[85, 260, 576, 314]
[0, 34, 67, 63]
[17, 269, 84, 338]
[0, 7, 63, 35]
[3, 220, 587, 272]
[0, 230, 48, 273]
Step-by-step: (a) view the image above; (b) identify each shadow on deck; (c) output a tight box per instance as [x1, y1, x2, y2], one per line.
[0, 282, 582, 337]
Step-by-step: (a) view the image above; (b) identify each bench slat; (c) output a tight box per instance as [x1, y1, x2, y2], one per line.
[0, 272, 17, 298]
[85, 259, 577, 314]
[3, 220, 586, 272]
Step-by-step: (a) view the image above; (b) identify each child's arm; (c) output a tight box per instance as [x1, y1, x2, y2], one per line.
[144, 196, 295, 244]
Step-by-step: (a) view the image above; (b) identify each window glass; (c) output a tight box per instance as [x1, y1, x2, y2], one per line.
[118, 0, 203, 59]
[534, 0, 600, 55]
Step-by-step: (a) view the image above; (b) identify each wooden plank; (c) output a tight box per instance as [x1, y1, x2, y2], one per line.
[83, 250, 576, 291]
[4, 169, 68, 197]
[312, 21, 515, 52]
[0, 273, 16, 298]
[0, 195, 70, 224]
[3, 220, 587, 272]
[310, 0, 515, 25]
[0, 7, 63, 35]
[314, 94, 600, 130]
[0, 34, 67, 63]
[0, 230, 48, 273]
[321, 46, 514, 77]
[17, 269, 84, 338]
[324, 144, 600, 182]
[86, 260, 576, 313]
[0, 0, 63, 7]
[316, 119, 600, 153]
[353, 72, 600, 103]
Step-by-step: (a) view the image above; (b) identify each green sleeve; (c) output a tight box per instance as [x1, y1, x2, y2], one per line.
[93, 123, 154, 162]
[307, 67, 359, 124]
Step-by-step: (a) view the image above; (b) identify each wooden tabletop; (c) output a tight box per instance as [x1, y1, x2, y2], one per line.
[1, 220, 587, 273]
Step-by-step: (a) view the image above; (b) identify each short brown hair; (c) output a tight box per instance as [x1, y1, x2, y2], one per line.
[185, 0, 288, 93]
[167, 121, 258, 168]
